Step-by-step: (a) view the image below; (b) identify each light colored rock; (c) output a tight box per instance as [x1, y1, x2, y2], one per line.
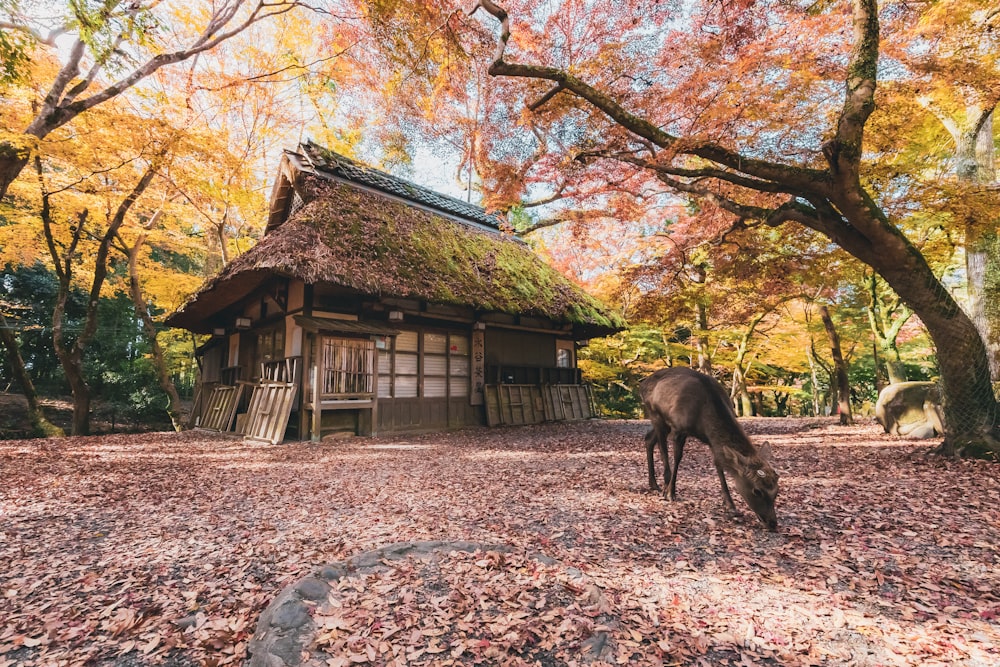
[875, 382, 944, 439]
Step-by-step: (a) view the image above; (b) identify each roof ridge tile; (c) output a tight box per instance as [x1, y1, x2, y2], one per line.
[302, 141, 504, 230]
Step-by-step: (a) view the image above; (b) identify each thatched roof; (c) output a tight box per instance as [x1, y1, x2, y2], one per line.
[167, 147, 626, 338]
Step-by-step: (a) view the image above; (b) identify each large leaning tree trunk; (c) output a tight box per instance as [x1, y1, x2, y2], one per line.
[470, 0, 1000, 457]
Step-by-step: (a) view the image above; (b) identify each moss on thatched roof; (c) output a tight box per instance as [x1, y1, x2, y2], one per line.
[168, 177, 625, 337]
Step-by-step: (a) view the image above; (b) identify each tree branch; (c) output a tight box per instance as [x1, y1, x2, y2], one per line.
[824, 0, 879, 177]
[26, 1, 307, 138]
[469, 1, 826, 192]
[0, 20, 68, 46]
[612, 153, 806, 197]
[517, 217, 570, 235]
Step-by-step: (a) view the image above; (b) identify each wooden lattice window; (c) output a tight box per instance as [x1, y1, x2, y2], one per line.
[289, 192, 306, 217]
[321, 337, 375, 397]
[424, 332, 448, 398]
[449, 335, 470, 397]
[377, 330, 469, 399]
[391, 331, 419, 398]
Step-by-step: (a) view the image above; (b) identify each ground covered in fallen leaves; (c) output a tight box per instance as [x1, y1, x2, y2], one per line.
[1, 418, 998, 666]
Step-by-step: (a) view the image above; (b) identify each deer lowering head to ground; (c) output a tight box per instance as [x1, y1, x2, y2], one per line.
[639, 367, 779, 530]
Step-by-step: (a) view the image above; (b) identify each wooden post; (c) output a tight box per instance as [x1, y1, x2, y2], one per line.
[311, 336, 323, 441]
[300, 334, 311, 439]
[303, 283, 314, 316]
[370, 353, 379, 436]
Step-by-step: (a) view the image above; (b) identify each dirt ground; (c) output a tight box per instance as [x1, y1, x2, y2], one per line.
[0, 393, 72, 438]
[0, 392, 175, 438]
[1, 418, 998, 666]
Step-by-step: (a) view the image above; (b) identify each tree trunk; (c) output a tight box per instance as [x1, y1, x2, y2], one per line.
[774, 386, 789, 416]
[881, 346, 908, 385]
[731, 366, 754, 417]
[807, 350, 821, 416]
[62, 356, 92, 436]
[867, 273, 912, 385]
[42, 202, 93, 436]
[0, 148, 30, 201]
[731, 311, 767, 417]
[826, 370, 838, 417]
[122, 234, 187, 430]
[820, 305, 854, 425]
[960, 111, 1000, 381]
[695, 302, 712, 374]
[965, 224, 1000, 380]
[0, 312, 64, 436]
[873, 259, 999, 455]
[50, 274, 92, 436]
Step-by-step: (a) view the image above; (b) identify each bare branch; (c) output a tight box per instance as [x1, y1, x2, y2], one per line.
[0, 20, 68, 46]
[645, 169, 777, 221]
[25, 1, 308, 139]
[528, 84, 564, 111]
[236, 44, 359, 85]
[516, 216, 571, 235]
[521, 181, 567, 208]
[612, 153, 802, 197]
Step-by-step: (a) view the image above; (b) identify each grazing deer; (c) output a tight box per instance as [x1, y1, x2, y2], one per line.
[640, 367, 779, 530]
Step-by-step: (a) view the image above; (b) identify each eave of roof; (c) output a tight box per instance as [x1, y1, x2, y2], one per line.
[294, 316, 400, 337]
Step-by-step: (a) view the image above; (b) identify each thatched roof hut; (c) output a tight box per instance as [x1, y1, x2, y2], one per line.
[166, 142, 625, 440]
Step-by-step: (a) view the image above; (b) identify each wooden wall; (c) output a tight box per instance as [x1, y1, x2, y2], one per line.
[485, 329, 559, 367]
[377, 397, 483, 433]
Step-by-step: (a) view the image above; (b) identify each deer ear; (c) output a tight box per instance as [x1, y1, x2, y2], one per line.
[758, 441, 773, 461]
[715, 446, 740, 468]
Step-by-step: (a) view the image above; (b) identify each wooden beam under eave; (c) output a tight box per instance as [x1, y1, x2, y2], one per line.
[303, 283, 314, 317]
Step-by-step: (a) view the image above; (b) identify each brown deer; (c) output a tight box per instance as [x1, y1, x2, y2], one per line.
[640, 367, 779, 530]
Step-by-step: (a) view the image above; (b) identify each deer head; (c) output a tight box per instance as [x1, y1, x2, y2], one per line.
[723, 444, 779, 530]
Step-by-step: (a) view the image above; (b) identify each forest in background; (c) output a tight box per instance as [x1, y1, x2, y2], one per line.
[0, 0, 998, 454]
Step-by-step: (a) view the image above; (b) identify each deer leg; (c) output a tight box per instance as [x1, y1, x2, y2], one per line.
[666, 434, 685, 500]
[659, 428, 670, 497]
[646, 423, 671, 493]
[713, 461, 738, 513]
[645, 428, 660, 491]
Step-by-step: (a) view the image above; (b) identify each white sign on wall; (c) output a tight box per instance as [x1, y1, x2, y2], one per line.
[471, 329, 485, 405]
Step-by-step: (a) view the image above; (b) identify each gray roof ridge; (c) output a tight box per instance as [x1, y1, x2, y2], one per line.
[300, 140, 504, 230]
